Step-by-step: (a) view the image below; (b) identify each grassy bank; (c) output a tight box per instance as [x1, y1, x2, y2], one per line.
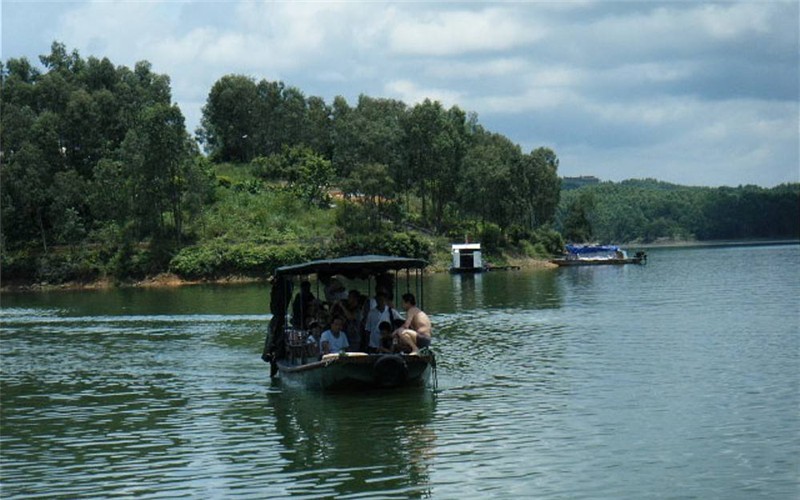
[0, 251, 556, 293]
[0, 160, 566, 292]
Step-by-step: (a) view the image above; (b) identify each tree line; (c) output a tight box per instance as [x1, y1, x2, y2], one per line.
[1, 42, 561, 284]
[2, 42, 796, 285]
[557, 179, 800, 244]
[2, 43, 215, 273]
[197, 75, 561, 235]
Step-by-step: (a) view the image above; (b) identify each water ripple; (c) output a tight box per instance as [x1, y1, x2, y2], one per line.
[1, 245, 798, 498]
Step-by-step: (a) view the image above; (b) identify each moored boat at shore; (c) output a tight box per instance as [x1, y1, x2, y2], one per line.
[550, 244, 647, 267]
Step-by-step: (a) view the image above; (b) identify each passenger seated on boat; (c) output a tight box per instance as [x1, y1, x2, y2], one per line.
[320, 316, 350, 355]
[331, 289, 367, 351]
[376, 321, 394, 353]
[305, 320, 323, 357]
[393, 293, 432, 354]
[306, 302, 331, 331]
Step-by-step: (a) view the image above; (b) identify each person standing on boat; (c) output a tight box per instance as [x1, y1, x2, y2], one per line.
[393, 293, 432, 353]
[320, 274, 348, 304]
[291, 280, 317, 329]
[331, 289, 366, 350]
[320, 316, 349, 355]
[365, 292, 402, 352]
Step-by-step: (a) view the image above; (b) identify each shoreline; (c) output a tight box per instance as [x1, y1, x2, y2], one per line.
[631, 238, 799, 249]
[4, 240, 796, 293]
[0, 273, 265, 294]
[1, 257, 557, 294]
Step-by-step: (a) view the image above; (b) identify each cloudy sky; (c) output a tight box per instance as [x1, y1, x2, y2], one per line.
[3, 1, 798, 187]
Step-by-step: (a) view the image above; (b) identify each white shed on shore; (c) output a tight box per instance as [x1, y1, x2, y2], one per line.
[450, 243, 483, 272]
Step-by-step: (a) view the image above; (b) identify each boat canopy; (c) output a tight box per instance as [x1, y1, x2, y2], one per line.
[275, 255, 427, 279]
[565, 244, 620, 255]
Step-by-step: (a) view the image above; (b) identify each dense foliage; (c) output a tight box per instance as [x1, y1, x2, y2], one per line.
[557, 180, 800, 244]
[2, 42, 797, 286]
[196, 78, 563, 235]
[1, 43, 217, 282]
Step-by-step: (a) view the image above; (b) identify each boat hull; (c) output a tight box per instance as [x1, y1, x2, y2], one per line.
[550, 257, 644, 267]
[276, 353, 434, 391]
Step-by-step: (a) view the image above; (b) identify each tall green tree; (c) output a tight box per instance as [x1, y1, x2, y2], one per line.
[457, 128, 521, 229]
[49, 169, 88, 245]
[331, 95, 407, 181]
[278, 86, 307, 150]
[525, 147, 561, 227]
[342, 162, 396, 230]
[403, 99, 469, 230]
[3, 143, 52, 251]
[561, 191, 595, 243]
[62, 88, 103, 175]
[1, 41, 217, 283]
[253, 80, 284, 156]
[303, 95, 333, 157]
[198, 75, 259, 162]
[121, 103, 194, 243]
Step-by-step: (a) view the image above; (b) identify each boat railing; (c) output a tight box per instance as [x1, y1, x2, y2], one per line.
[285, 328, 318, 365]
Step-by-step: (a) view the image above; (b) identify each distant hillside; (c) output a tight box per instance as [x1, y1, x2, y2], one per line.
[555, 180, 800, 244]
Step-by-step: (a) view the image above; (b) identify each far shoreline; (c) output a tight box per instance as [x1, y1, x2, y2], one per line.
[632, 238, 799, 249]
[2, 239, 796, 294]
[0, 273, 266, 294]
[0, 259, 555, 294]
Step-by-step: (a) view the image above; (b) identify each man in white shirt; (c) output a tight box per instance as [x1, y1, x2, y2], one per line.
[320, 317, 349, 355]
[365, 293, 401, 351]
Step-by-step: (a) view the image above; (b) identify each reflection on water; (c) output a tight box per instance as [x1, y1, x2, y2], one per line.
[1, 244, 798, 498]
[430, 269, 562, 313]
[267, 388, 436, 498]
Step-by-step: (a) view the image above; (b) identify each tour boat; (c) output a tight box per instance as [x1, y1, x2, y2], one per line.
[550, 244, 647, 267]
[261, 255, 436, 391]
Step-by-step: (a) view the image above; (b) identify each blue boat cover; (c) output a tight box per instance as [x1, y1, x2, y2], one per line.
[566, 244, 620, 255]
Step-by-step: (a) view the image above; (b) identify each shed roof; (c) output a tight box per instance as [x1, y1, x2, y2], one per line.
[451, 243, 481, 251]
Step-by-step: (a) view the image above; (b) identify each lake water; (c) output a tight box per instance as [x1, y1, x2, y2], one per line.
[2, 244, 798, 498]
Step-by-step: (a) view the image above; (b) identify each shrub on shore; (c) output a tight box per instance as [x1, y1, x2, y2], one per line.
[169, 242, 320, 279]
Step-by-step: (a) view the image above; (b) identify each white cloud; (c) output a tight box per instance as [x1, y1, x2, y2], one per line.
[604, 62, 695, 85]
[56, 1, 160, 60]
[233, 2, 332, 60]
[696, 3, 771, 40]
[566, 2, 787, 68]
[548, 97, 799, 187]
[473, 87, 578, 114]
[3, 0, 796, 187]
[425, 57, 531, 79]
[388, 7, 546, 56]
[585, 97, 693, 127]
[385, 79, 463, 108]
